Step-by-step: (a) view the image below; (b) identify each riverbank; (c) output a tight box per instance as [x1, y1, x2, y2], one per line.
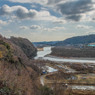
[51, 46, 95, 58]
[35, 47, 95, 63]
[46, 55, 95, 60]
[43, 55, 95, 63]
[34, 47, 95, 94]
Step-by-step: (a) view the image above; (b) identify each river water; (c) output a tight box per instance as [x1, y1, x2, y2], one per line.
[35, 47, 95, 90]
[35, 47, 52, 59]
[35, 47, 95, 63]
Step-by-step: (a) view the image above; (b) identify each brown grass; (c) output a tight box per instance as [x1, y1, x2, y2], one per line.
[0, 61, 36, 95]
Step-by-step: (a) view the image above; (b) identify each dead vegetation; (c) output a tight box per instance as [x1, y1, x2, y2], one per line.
[51, 46, 95, 58]
[0, 35, 40, 95]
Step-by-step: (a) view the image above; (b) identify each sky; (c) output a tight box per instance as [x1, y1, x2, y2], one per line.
[0, 0, 95, 42]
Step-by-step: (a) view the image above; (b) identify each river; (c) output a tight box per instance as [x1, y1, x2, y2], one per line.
[35, 47, 95, 90]
[35, 47, 95, 63]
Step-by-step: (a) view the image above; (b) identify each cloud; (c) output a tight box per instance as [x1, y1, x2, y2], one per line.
[19, 25, 65, 32]
[8, 0, 63, 5]
[20, 26, 28, 29]
[8, 0, 48, 5]
[34, 10, 66, 23]
[0, 5, 37, 19]
[30, 25, 41, 29]
[86, 30, 95, 34]
[35, 10, 58, 21]
[20, 25, 42, 30]
[43, 26, 65, 32]
[16, 8, 36, 19]
[53, 19, 66, 24]
[77, 25, 92, 29]
[57, 0, 95, 21]
[0, 20, 7, 25]
[0, 5, 62, 22]
[4, 30, 12, 33]
[47, 0, 64, 6]
[7, 0, 95, 21]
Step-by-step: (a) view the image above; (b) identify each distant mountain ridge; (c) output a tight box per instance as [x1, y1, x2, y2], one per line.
[56, 34, 95, 46]
[33, 34, 95, 46]
[33, 41, 59, 47]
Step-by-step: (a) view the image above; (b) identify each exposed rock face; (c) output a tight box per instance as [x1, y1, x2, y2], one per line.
[10, 37, 37, 59]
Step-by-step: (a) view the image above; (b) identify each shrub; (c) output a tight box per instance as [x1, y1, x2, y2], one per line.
[40, 86, 53, 95]
[0, 51, 3, 58]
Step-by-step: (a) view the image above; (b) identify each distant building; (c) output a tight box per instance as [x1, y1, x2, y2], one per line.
[88, 43, 95, 47]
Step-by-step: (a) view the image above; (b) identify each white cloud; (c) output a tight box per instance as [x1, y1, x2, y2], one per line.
[19, 25, 65, 32]
[8, 0, 48, 5]
[35, 10, 57, 21]
[7, 0, 95, 21]
[53, 19, 66, 24]
[20, 25, 42, 30]
[43, 26, 65, 32]
[20, 26, 28, 29]
[77, 25, 92, 29]
[3, 30, 12, 33]
[0, 20, 7, 25]
[8, 0, 65, 5]
[0, 5, 63, 23]
[30, 25, 41, 30]
[0, 5, 37, 19]
[86, 30, 95, 34]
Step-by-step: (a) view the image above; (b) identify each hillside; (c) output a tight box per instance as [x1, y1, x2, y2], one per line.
[33, 34, 95, 47]
[0, 35, 39, 95]
[10, 37, 37, 59]
[55, 34, 95, 46]
[33, 41, 58, 47]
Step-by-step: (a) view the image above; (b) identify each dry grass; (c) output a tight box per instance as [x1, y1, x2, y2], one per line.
[0, 61, 36, 95]
[71, 89, 95, 95]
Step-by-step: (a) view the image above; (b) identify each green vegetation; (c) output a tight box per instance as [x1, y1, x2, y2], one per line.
[40, 86, 53, 95]
[0, 81, 17, 95]
[55, 34, 95, 46]
[0, 40, 13, 61]
[0, 40, 16, 64]
[33, 34, 95, 47]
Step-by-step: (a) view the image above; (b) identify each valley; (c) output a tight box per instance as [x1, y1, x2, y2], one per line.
[0, 34, 95, 95]
[34, 46, 95, 95]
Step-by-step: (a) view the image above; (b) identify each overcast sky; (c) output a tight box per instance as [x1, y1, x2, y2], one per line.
[0, 0, 95, 42]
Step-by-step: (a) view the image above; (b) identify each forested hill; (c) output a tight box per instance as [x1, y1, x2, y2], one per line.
[0, 34, 38, 95]
[56, 34, 95, 46]
[10, 37, 37, 59]
[33, 34, 95, 47]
